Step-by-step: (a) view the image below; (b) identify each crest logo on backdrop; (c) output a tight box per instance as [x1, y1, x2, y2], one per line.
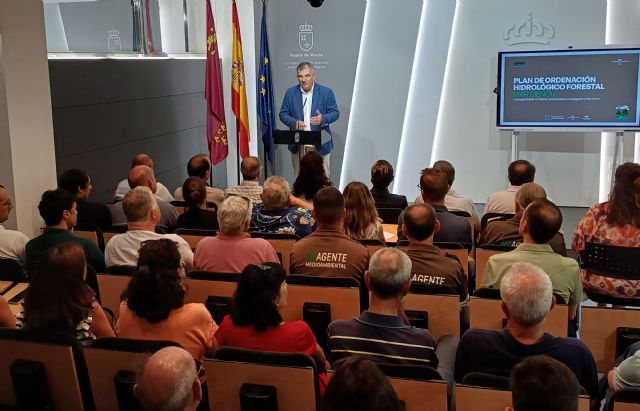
[299, 22, 314, 51]
[504, 12, 555, 46]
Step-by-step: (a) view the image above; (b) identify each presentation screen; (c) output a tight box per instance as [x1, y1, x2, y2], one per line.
[497, 48, 640, 130]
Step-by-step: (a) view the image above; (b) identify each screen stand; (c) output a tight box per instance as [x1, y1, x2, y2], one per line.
[610, 131, 625, 191]
[511, 131, 520, 162]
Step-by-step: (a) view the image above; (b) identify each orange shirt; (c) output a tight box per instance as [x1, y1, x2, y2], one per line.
[116, 301, 217, 359]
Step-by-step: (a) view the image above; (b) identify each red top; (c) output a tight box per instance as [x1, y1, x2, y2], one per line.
[215, 316, 316, 356]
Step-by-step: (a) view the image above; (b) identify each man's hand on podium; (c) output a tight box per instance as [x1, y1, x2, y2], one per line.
[296, 120, 306, 130]
[310, 110, 323, 126]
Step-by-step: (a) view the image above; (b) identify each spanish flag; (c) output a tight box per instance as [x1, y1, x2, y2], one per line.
[231, 0, 250, 158]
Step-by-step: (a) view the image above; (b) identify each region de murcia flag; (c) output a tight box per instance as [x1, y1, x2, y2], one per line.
[205, 0, 227, 165]
[231, 0, 250, 158]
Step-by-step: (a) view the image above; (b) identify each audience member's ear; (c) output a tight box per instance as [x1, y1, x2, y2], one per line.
[192, 378, 202, 406]
[518, 216, 527, 236]
[514, 201, 522, 214]
[501, 301, 510, 318]
[550, 294, 556, 311]
[434, 219, 441, 235]
[364, 271, 372, 291]
[132, 384, 140, 401]
[401, 223, 408, 237]
[401, 278, 411, 297]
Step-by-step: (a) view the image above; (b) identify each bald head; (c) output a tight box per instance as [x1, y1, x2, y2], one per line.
[403, 203, 437, 241]
[128, 166, 156, 193]
[241, 156, 261, 181]
[131, 154, 154, 169]
[134, 347, 200, 411]
[187, 154, 211, 179]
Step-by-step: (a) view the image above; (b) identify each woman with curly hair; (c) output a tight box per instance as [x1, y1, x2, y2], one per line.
[293, 150, 331, 201]
[16, 243, 114, 343]
[572, 162, 640, 298]
[343, 181, 385, 242]
[116, 238, 217, 359]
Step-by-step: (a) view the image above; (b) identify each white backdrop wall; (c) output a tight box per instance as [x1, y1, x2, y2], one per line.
[428, 0, 608, 206]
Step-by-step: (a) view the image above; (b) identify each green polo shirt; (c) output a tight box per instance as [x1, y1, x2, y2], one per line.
[25, 228, 106, 272]
[480, 243, 582, 305]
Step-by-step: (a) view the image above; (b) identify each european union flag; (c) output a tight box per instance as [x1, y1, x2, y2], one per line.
[258, 2, 275, 165]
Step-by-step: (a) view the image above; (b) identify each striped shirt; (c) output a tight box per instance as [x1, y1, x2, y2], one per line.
[328, 311, 438, 367]
[16, 310, 96, 345]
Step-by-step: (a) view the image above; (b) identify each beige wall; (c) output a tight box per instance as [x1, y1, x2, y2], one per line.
[0, 0, 56, 236]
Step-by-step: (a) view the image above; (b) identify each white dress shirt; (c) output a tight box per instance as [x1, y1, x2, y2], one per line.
[105, 230, 193, 272]
[484, 185, 520, 215]
[0, 225, 29, 266]
[301, 85, 314, 131]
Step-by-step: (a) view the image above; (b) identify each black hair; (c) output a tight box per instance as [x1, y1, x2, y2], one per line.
[508, 160, 536, 186]
[523, 199, 563, 244]
[313, 187, 344, 226]
[38, 189, 76, 226]
[404, 203, 437, 241]
[58, 169, 90, 195]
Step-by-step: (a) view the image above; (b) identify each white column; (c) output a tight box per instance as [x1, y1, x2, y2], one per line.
[0, 0, 57, 236]
[602, 0, 640, 200]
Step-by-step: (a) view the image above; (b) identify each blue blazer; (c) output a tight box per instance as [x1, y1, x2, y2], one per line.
[279, 82, 339, 155]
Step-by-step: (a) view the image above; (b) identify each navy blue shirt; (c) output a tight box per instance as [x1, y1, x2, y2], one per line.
[398, 205, 472, 246]
[328, 311, 438, 367]
[370, 187, 408, 211]
[455, 328, 598, 398]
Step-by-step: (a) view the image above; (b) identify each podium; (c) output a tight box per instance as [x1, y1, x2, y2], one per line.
[273, 129, 321, 166]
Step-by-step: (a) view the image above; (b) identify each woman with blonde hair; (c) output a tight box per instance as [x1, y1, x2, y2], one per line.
[343, 181, 385, 242]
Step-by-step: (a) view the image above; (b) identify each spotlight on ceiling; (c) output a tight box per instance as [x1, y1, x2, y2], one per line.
[307, 0, 323, 8]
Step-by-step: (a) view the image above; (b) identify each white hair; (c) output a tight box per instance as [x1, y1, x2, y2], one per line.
[135, 346, 197, 411]
[368, 248, 412, 297]
[262, 176, 291, 209]
[500, 262, 553, 326]
[218, 195, 253, 234]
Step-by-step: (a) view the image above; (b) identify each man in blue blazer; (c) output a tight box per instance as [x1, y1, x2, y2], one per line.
[279, 62, 339, 177]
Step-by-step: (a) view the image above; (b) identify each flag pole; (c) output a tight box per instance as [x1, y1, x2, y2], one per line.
[236, 118, 241, 185]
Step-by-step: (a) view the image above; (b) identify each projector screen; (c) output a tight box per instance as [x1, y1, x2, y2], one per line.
[497, 48, 640, 130]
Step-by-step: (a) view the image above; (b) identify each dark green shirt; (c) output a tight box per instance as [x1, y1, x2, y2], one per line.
[25, 228, 106, 272]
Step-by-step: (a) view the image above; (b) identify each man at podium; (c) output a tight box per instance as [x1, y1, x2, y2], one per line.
[279, 62, 339, 177]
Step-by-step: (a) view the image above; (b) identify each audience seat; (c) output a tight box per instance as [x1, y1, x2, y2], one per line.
[377, 363, 447, 411]
[184, 271, 238, 324]
[175, 228, 216, 251]
[248, 232, 299, 273]
[84, 337, 181, 411]
[475, 245, 515, 287]
[609, 387, 640, 411]
[455, 384, 590, 411]
[2, 282, 28, 316]
[205, 347, 319, 411]
[0, 328, 94, 411]
[96, 266, 136, 323]
[403, 287, 460, 339]
[103, 225, 128, 247]
[580, 242, 640, 307]
[73, 223, 105, 252]
[0, 258, 27, 282]
[581, 306, 640, 372]
[480, 213, 514, 232]
[377, 207, 403, 224]
[469, 290, 569, 337]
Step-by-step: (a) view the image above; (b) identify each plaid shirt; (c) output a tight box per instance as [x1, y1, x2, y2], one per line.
[225, 180, 263, 203]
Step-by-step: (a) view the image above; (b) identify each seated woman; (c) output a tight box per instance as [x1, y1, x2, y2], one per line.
[116, 239, 217, 359]
[369, 159, 408, 211]
[343, 181, 385, 242]
[176, 177, 219, 231]
[572, 162, 640, 298]
[293, 151, 332, 201]
[16, 243, 113, 343]
[215, 262, 329, 376]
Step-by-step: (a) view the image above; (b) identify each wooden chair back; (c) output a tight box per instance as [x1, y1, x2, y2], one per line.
[455, 384, 590, 411]
[581, 306, 640, 372]
[475, 248, 509, 287]
[402, 293, 460, 339]
[96, 274, 132, 322]
[279, 276, 361, 322]
[389, 378, 448, 411]
[183, 274, 238, 305]
[469, 296, 569, 337]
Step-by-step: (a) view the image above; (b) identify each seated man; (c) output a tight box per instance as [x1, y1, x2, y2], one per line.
[290, 187, 369, 282]
[250, 176, 315, 238]
[174, 154, 224, 206]
[114, 154, 174, 202]
[0, 185, 29, 267]
[225, 156, 263, 203]
[416, 160, 479, 228]
[455, 262, 597, 398]
[399, 168, 472, 246]
[134, 346, 202, 411]
[509, 355, 581, 411]
[403, 203, 467, 301]
[485, 160, 535, 215]
[111, 165, 178, 233]
[193, 196, 279, 273]
[369, 159, 408, 210]
[480, 199, 581, 320]
[105, 187, 193, 271]
[58, 168, 112, 231]
[328, 248, 438, 368]
[25, 189, 105, 272]
[480, 182, 565, 255]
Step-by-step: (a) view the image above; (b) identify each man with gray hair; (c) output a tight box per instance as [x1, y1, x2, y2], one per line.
[193, 196, 279, 273]
[480, 182, 566, 255]
[279, 62, 339, 177]
[250, 176, 315, 237]
[105, 186, 193, 271]
[111, 165, 178, 232]
[455, 262, 597, 398]
[328, 248, 439, 368]
[225, 156, 263, 203]
[480, 199, 581, 320]
[134, 346, 201, 411]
